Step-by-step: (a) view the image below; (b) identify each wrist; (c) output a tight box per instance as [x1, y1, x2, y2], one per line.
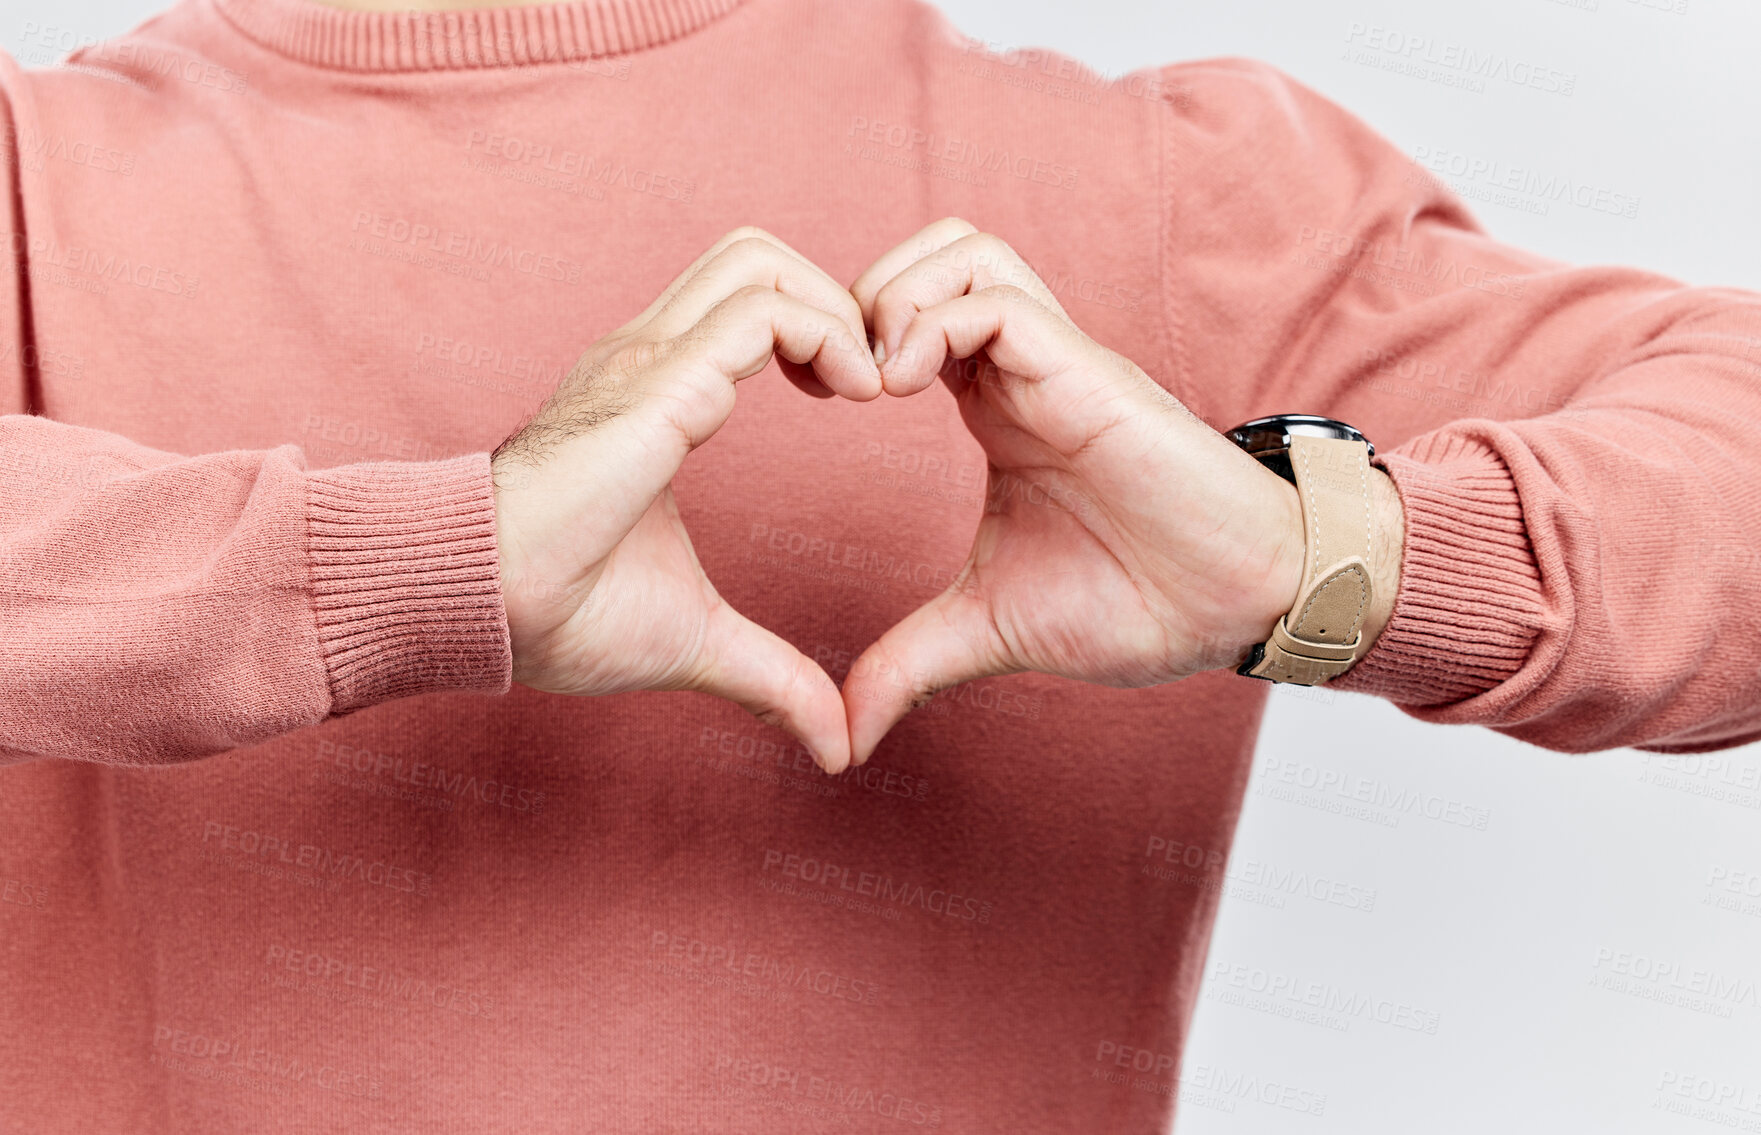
[488, 448, 611, 689]
[488, 453, 543, 681]
[1239, 474, 1307, 666]
[1228, 442, 1404, 680]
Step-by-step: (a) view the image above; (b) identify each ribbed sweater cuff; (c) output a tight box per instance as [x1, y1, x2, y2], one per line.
[306, 455, 513, 713]
[1331, 434, 1546, 707]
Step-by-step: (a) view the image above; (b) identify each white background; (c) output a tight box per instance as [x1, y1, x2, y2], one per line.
[9, 1, 1761, 1131]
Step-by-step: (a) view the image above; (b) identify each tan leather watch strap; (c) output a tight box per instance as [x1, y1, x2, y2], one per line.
[1245, 435, 1375, 685]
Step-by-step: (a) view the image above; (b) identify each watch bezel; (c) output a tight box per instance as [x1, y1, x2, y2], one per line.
[1227, 414, 1373, 485]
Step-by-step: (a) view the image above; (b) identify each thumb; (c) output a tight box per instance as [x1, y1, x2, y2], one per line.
[687, 599, 854, 774]
[841, 582, 1014, 765]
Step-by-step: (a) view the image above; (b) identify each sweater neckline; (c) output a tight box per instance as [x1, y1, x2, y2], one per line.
[213, 0, 744, 71]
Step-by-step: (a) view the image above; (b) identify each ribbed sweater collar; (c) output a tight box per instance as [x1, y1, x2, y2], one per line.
[213, 0, 744, 71]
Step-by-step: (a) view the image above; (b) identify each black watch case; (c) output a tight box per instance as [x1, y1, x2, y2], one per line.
[1226, 414, 1373, 485]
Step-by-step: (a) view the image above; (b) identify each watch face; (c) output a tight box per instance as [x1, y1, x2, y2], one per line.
[1228, 414, 1373, 461]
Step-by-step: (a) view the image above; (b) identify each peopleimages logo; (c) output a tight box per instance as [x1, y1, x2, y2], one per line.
[710, 1051, 943, 1128]
[14, 24, 249, 93]
[1343, 22, 1577, 96]
[1360, 347, 1570, 417]
[1090, 1042, 1329, 1118]
[1139, 836, 1378, 913]
[1654, 1071, 1761, 1120]
[1409, 145, 1641, 220]
[81, 40, 249, 93]
[263, 943, 499, 1019]
[1637, 752, 1761, 809]
[315, 739, 547, 815]
[958, 38, 1179, 105]
[199, 820, 434, 896]
[1589, 947, 1759, 1016]
[0, 877, 48, 911]
[649, 929, 880, 1006]
[1206, 961, 1442, 1035]
[150, 1022, 382, 1099]
[463, 131, 696, 203]
[845, 116, 1080, 191]
[348, 212, 582, 284]
[0, 338, 83, 380]
[413, 332, 567, 387]
[1706, 864, 1761, 911]
[746, 521, 959, 594]
[1295, 225, 1526, 300]
[0, 231, 200, 299]
[1181, 1062, 1328, 1118]
[696, 726, 932, 802]
[0, 441, 107, 494]
[1255, 756, 1492, 831]
[1, 131, 136, 176]
[760, 849, 994, 923]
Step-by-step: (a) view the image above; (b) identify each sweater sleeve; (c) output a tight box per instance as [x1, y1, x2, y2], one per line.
[0, 81, 511, 769]
[0, 418, 515, 767]
[1158, 58, 1761, 754]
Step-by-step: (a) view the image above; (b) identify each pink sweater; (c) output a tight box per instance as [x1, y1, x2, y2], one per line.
[3, 0, 1760, 1129]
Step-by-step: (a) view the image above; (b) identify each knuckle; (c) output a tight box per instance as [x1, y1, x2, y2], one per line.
[907, 218, 980, 262]
[559, 354, 610, 397]
[726, 282, 779, 309]
[878, 267, 940, 312]
[614, 335, 670, 372]
[980, 282, 1035, 306]
[720, 229, 778, 261]
[562, 339, 665, 403]
[869, 274, 907, 312]
[699, 286, 773, 331]
[668, 325, 716, 365]
[723, 235, 778, 263]
[825, 316, 861, 353]
[970, 234, 1023, 279]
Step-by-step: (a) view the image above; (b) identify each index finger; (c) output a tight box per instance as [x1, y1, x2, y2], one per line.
[852, 225, 1074, 394]
[850, 217, 981, 326]
[624, 229, 879, 399]
[624, 226, 809, 330]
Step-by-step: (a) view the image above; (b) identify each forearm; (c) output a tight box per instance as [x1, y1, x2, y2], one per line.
[0, 414, 510, 766]
[1327, 377, 1761, 754]
[1161, 59, 1761, 750]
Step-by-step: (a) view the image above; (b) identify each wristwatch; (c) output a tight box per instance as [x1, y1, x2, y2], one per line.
[1227, 414, 1376, 685]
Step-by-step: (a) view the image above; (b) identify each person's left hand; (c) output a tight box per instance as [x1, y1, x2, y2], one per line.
[839, 218, 1401, 764]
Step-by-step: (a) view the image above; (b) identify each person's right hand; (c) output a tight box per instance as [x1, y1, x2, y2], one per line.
[490, 228, 881, 773]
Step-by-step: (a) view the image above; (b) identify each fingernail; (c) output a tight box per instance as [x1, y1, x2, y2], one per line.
[872, 338, 887, 367]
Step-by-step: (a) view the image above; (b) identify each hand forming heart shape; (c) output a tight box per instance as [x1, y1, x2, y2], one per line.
[491, 220, 1370, 775]
[837, 218, 1318, 765]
